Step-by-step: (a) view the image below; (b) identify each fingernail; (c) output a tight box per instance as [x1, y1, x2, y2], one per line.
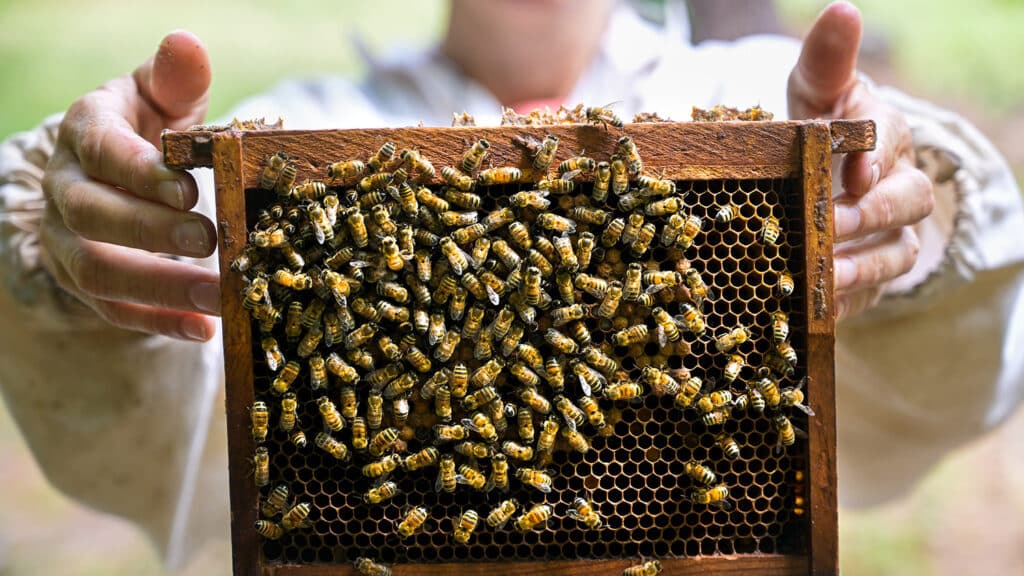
[174, 219, 211, 255]
[190, 281, 221, 314]
[870, 161, 881, 188]
[182, 316, 208, 341]
[834, 258, 856, 290]
[834, 204, 860, 238]
[157, 180, 185, 209]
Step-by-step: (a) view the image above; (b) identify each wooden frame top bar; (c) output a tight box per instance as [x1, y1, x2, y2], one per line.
[164, 120, 875, 181]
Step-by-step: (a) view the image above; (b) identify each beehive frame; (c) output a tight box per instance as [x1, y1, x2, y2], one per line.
[164, 119, 874, 576]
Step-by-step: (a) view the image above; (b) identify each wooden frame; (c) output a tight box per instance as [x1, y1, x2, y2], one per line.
[164, 119, 873, 576]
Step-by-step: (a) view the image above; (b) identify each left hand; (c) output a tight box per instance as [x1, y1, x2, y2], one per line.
[787, 1, 935, 321]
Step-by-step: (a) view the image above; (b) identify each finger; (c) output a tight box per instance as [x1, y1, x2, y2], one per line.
[91, 299, 217, 342]
[58, 92, 199, 210]
[839, 92, 914, 197]
[834, 162, 934, 242]
[132, 30, 212, 128]
[45, 215, 220, 314]
[787, 1, 862, 119]
[834, 227, 921, 292]
[47, 162, 214, 257]
[835, 288, 884, 322]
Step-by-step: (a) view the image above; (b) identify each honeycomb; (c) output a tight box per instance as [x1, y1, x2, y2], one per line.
[241, 167, 811, 567]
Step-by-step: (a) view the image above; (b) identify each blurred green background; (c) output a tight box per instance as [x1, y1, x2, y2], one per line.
[0, 1, 1022, 575]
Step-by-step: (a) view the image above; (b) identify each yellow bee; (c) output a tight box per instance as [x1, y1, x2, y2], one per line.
[364, 480, 400, 505]
[458, 463, 488, 491]
[380, 235, 411, 272]
[292, 180, 327, 202]
[482, 206, 515, 230]
[586, 103, 623, 128]
[517, 342, 546, 373]
[354, 557, 392, 576]
[558, 155, 596, 175]
[400, 148, 435, 181]
[536, 417, 560, 455]
[315, 431, 350, 461]
[327, 158, 366, 182]
[470, 357, 505, 389]
[298, 298, 325, 331]
[275, 167, 297, 198]
[345, 207, 369, 248]
[642, 366, 679, 397]
[260, 152, 289, 190]
[271, 360, 301, 395]
[434, 423, 468, 443]
[761, 215, 782, 244]
[537, 175, 576, 195]
[595, 281, 623, 319]
[345, 346, 373, 372]
[488, 397, 509, 434]
[491, 239, 522, 269]
[714, 433, 742, 461]
[448, 362, 469, 399]
[674, 376, 704, 409]
[537, 213, 577, 234]
[433, 330, 460, 363]
[462, 411, 498, 443]
[643, 196, 682, 216]
[554, 394, 586, 430]
[487, 499, 519, 529]
[261, 336, 285, 372]
[250, 227, 287, 250]
[568, 496, 604, 530]
[365, 389, 384, 430]
[668, 213, 701, 251]
[503, 223, 533, 255]
[350, 417, 368, 451]
[404, 446, 440, 471]
[778, 271, 795, 296]
[511, 409, 534, 444]
[253, 447, 270, 487]
[323, 311, 345, 348]
[261, 483, 291, 519]
[417, 186, 449, 213]
[578, 394, 607, 428]
[498, 440, 532, 461]
[286, 429, 306, 451]
[715, 325, 751, 352]
[770, 310, 790, 343]
[550, 235, 578, 273]
[362, 453, 402, 478]
[773, 414, 805, 453]
[545, 328, 579, 354]
[722, 354, 745, 384]
[478, 166, 522, 186]
[677, 302, 706, 336]
[452, 509, 480, 544]
[514, 503, 553, 532]
[316, 396, 345, 432]
[651, 306, 681, 346]
[561, 426, 591, 453]
[500, 323, 526, 356]
[441, 165, 475, 191]
[781, 378, 815, 416]
[510, 363, 541, 389]
[434, 384, 453, 422]
[690, 484, 732, 510]
[277, 392, 299, 432]
[366, 141, 396, 172]
[546, 303, 582, 328]
[581, 347, 617, 377]
[623, 560, 663, 576]
[604, 381, 644, 402]
[397, 506, 428, 539]
[251, 401, 270, 443]
[532, 134, 559, 170]
[572, 360, 607, 396]
[684, 460, 717, 486]
[441, 236, 474, 275]
[254, 519, 285, 540]
[777, 341, 798, 367]
[612, 324, 648, 347]
[243, 275, 271, 311]
[715, 202, 741, 223]
[454, 441, 492, 460]
[461, 138, 490, 173]
[325, 352, 359, 385]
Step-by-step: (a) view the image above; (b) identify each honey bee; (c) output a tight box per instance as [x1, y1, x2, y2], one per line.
[275, 392, 298, 432]
[260, 152, 289, 190]
[674, 376, 704, 409]
[271, 360, 301, 395]
[478, 166, 522, 186]
[537, 175, 576, 195]
[537, 213, 577, 234]
[714, 433, 742, 461]
[516, 407, 535, 442]
[363, 453, 402, 478]
[561, 426, 591, 453]
[316, 432, 350, 461]
[346, 207, 369, 248]
[553, 394, 585, 430]
[471, 357, 505, 389]
[545, 328, 579, 354]
[325, 353, 359, 385]
[689, 484, 732, 510]
[773, 414, 805, 452]
[365, 141, 396, 172]
[546, 303, 581, 328]
[509, 190, 550, 211]
[366, 389, 384, 430]
[243, 275, 271, 311]
[316, 396, 345, 432]
[611, 324, 648, 347]
[458, 463, 488, 491]
[585, 103, 623, 128]
[250, 401, 270, 443]
[778, 271, 795, 296]
[354, 558, 392, 576]
[720, 354, 744, 384]
[452, 509, 480, 544]
[261, 484, 291, 519]
[536, 417, 560, 455]
[500, 323, 525, 357]
[516, 343, 545, 373]
[230, 247, 259, 274]
[392, 395, 411, 427]
[568, 496, 604, 530]
[403, 446, 440, 472]
[382, 372, 418, 400]
[450, 363, 469, 398]
[651, 306, 681, 346]
[677, 302, 706, 335]
[604, 381, 644, 402]
[488, 397, 509, 434]
[501, 440, 534, 461]
[252, 446, 270, 487]
[380, 235, 411, 272]
[326, 158, 366, 182]
[640, 366, 679, 396]
[454, 441, 492, 460]
[768, 310, 791, 343]
[715, 202, 742, 224]
[461, 138, 490, 172]
[487, 499, 519, 529]
[482, 206, 515, 231]
[715, 325, 751, 352]
[781, 378, 815, 416]
[672, 213, 702, 251]
[417, 187, 449, 213]
[363, 480, 400, 505]
[376, 335, 402, 363]
[617, 192, 645, 213]
[558, 155, 596, 175]
[463, 411, 498, 443]
[595, 281, 623, 319]
[434, 423, 468, 443]
[441, 165, 475, 191]
[623, 560, 663, 576]
[491, 239, 522, 269]
[514, 503, 553, 531]
[250, 227, 288, 250]
[510, 363, 541, 389]
[684, 460, 717, 486]
[643, 196, 683, 218]
[261, 336, 285, 372]
[254, 519, 285, 540]
[572, 360, 606, 396]
[761, 215, 782, 244]
[441, 236, 474, 275]
[434, 330, 461, 363]
[777, 341, 798, 367]
[504, 223, 533, 254]
[551, 235, 578, 272]
[348, 417, 367, 451]
[292, 181, 327, 202]
[621, 213, 645, 246]
[397, 506, 428, 539]
[528, 133, 558, 170]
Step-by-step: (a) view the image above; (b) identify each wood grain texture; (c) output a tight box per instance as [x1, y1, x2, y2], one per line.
[213, 133, 262, 576]
[799, 124, 838, 576]
[163, 121, 875, 183]
[264, 555, 808, 576]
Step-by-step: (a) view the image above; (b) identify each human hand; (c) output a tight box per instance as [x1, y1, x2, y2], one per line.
[787, 2, 935, 321]
[40, 30, 220, 341]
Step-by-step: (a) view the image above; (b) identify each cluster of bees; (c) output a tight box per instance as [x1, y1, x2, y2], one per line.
[234, 105, 809, 574]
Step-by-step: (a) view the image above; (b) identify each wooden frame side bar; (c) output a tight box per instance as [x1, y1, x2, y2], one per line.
[212, 133, 262, 576]
[800, 123, 838, 576]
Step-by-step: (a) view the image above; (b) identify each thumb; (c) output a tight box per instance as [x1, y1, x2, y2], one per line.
[133, 30, 212, 128]
[787, 1, 862, 119]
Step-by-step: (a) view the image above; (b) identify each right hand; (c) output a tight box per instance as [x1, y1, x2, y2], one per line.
[40, 30, 220, 341]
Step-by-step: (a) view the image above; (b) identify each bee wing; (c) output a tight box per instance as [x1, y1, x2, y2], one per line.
[485, 285, 501, 306]
[578, 379, 592, 398]
[559, 169, 582, 181]
[645, 284, 667, 295]
[712, 499, 734, 511]
[656, 325, 668, 348]
[265, 350, 281, 372]
[794, 403, 816, 417]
